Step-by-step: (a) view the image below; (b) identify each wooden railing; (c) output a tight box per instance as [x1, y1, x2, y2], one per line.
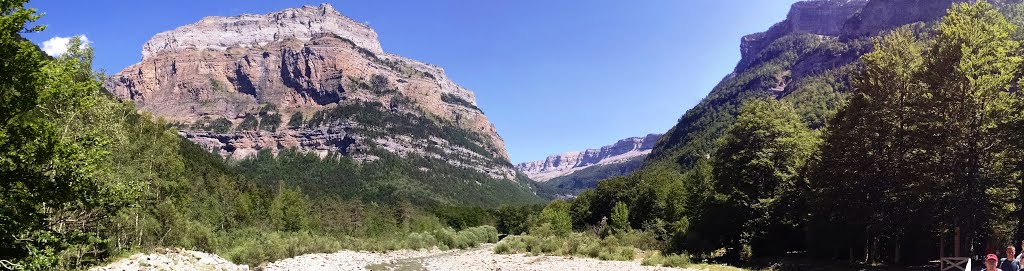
[940, 257, 970, 271]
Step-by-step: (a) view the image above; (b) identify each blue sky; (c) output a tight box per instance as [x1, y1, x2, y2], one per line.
[24, 0, 799, 164]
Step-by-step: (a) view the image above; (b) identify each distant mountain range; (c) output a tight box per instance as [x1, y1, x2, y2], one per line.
[516, 134, 660, 196]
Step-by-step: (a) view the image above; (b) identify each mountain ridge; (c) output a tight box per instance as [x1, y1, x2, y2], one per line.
[105, 3, 522, 181]
[517, 134, 660, 182]
[646, 0, 971, 169]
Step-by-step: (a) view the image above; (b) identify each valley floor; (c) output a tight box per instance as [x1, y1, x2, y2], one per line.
[92, 244, 694, 271]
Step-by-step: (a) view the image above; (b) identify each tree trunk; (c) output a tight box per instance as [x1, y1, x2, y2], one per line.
[895, 239, 901, 264]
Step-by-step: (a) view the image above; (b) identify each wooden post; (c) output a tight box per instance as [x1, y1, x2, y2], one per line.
[940, 233, 945, 271]
[955, 227, 961, 257]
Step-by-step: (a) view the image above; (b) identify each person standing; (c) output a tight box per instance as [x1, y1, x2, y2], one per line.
[996, 241, 1024, 271]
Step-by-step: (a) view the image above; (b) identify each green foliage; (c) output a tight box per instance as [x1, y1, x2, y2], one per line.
[194, 117, 233, 133]
[302, 101, 499, 163]
[269, 183, 311, 232]
[610, 202, 631, 234]
[804, 1, 1024, 263]
[430, 206, 494, 230]
[649, 32, 835, 169]
[579, 3, 1024, 265]
[208, 77, 227, 92]
[494, 233, 636, 261]
[441, 93, 482, 112]
[0, 5, 132, 266]
[286, 112, 303, 129]
[642, 251, 692, 268]
[494, 205, 542, 235]
[702, 98, 817, 258]
[233, 149, 541, 208]
[236, 114, 259, 131]
[543, 157, 645, 195]
[259, 113, 281, 131]
[531, 200, 573, 237]
[368, 74, 397, 95]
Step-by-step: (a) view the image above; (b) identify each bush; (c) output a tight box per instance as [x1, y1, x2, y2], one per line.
[259, 113, 281, 131]
[236, 114, 259, 131]
[493, 232, 639, 262]
[531, 201, 572, 237]
[269, 184, 311, 232]
[216, 230, 343, 267]
[403, 232, 437, 250]
[193, 117, 233, 133]
[495, 205, 542, 234]
[642, 251, 691, 267]
[287, 113, 303, 129]
[610, 202, 631, 234]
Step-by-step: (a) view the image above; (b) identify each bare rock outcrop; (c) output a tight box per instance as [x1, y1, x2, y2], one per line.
[516, 134, 661, 182]
[106, 4, 516, 180]
[737, 0, 869, 72]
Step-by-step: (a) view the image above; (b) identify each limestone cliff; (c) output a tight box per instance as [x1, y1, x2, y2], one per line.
[737, 0, 868, 72]
[648, 0, 980, 170]
[106, 4, 516, 180]
[517, 134, 661, 182]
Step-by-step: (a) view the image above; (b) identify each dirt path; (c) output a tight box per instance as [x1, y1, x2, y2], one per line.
[258, 244, 691, 271]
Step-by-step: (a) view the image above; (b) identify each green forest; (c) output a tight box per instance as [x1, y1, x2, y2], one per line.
[8, 0, 1024, 270]
[542, 0, 1024, 267]
[0, 1, 539, 270]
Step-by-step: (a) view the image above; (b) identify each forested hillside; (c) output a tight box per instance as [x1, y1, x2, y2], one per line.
[527, 0, 1024, 267]
[0, 1, 541, 270]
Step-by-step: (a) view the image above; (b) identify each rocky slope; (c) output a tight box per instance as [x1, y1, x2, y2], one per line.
[517, 134, 661, 182]
[647, 0, 986, 169]
[105, 4, 519, 181]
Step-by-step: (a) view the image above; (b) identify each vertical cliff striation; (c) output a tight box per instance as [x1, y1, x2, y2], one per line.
[106, 4, 520, 181]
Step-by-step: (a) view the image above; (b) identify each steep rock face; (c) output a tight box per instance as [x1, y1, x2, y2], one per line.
[517, 134, 661, 182]
[106, 4, 516, 180]
[737, 0, 868, 71]
[141, 4, 382, 59]
[841, 0, 962, 38]
[648, 0, 973, 170]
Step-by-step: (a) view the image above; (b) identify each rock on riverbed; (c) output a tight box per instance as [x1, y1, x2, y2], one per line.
[258, 244, 689, 271]
[89, 248, 248, 271]
[92, 244, 692, 271]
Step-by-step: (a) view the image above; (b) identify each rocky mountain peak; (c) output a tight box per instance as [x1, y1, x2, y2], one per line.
[737, 0, 868, 71]
[517, 134, 662, 182]
[107, 4, 517, 180]
[141, 3, 383, 60]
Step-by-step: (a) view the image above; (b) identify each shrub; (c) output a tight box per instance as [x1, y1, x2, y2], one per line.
[369, 74, 396, 94]
[531, 201, 572, 237]
[217, 230, 343, 267]
[642, 251, 692, 267]
[493, 232, 641, 262]
[259, 113, 281, 131]
[610, 202, 630, 234]
[287, 112, 303, 129]
[236, 114, 259, 131]
[269, 184, 311, 232]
